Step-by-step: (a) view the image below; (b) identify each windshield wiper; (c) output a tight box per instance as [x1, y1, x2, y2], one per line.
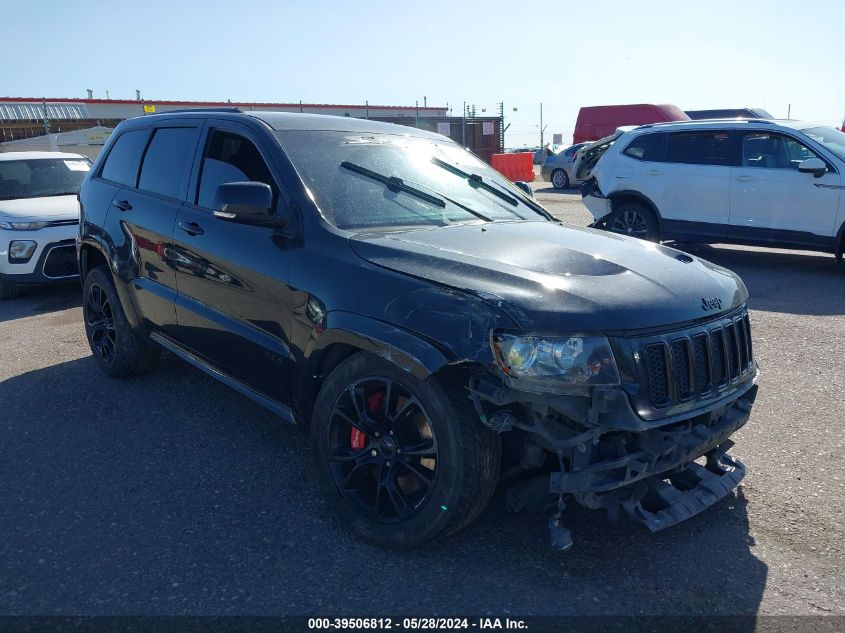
[488, 179, 555, 221]
[341, 162, 445, 208]
[431, 157, 519, 207]
[341, 161, 494, 223]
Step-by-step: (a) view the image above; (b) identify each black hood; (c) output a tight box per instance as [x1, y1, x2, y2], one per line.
[350, 221, 748, 332]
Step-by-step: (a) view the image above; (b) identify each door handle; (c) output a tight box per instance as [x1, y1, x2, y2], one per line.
[647, 169, 662, 176]
[177, 220, 204, 236]
[112, 199, 132, 211]
[736, 176, 753, 182]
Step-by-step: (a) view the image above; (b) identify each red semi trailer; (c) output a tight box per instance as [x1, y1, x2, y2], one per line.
[573, 104, 689, 144]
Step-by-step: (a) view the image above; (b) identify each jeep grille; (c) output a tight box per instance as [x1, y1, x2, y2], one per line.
[620, 309, 754, 417]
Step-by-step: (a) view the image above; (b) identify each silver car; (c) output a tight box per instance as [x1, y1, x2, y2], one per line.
[540, 142, 590, 189]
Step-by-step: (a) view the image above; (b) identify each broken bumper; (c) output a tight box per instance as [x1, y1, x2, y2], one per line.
[580, 178, 611, 223]
[549, 384, 755, 494]
[610, 445, 745, 532]
[470, 371, 757, 533]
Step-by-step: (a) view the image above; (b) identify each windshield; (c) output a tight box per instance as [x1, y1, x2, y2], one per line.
[275, 130, 549, 231]
[0, 157, 91, 200]
[802, 127, 845, 162]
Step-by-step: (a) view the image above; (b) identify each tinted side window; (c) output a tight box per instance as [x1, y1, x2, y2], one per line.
[100, 129, 149, 186]
[665, 131, 732, 166]
[197, 130, 276, 209]
[623, 134, 661, 161]
[742, 132, 818, 169]
[138, 127, 198, 199]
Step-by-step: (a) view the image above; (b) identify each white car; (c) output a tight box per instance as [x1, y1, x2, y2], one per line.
[0, 151, 91, 299]
[580, 119, 845, 259]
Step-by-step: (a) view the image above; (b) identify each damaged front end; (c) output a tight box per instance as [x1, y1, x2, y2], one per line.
[468, 307, 759, 550]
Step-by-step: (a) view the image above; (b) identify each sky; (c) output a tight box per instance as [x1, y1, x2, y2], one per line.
[2, 0, 844, 148]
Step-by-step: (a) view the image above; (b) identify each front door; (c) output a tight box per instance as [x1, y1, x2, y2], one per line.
[172, 122, 295, 402]
[729, 131, 842, 244]
[657, 130, 734, 237]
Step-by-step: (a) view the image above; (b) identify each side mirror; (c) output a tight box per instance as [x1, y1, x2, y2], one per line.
[213, 182, 273, 220]
[513, 181, 534, 197]
[798, 157, 827, 178]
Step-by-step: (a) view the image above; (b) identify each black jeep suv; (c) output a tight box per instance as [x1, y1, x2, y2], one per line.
[78, 110, 758, 549]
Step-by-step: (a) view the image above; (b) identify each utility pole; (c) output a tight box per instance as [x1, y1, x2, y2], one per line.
[498, 102, 511, 153]
[539, 102, 549, 148]
[540, 102, 543, 147]
[787, 103, 791, 118]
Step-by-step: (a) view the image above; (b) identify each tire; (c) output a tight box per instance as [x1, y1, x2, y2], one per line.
[551, 169, 569, 190]
[311, 353, 500, 549]
[82, 266, 159, 377]
[0, 278, 21, 300]
[605, 202, 660, 241]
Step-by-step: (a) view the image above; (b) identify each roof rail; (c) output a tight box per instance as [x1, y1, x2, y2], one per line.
[151, 107, 242, 114]
[688, 117, 775, 124]
[641, 117, 775, 128]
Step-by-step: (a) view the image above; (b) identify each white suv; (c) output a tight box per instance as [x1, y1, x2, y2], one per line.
[581, 119, 845, 260]
[0, 151, 91, 299]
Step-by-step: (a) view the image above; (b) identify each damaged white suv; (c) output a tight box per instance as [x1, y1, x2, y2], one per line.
[581, 119, 845, 260]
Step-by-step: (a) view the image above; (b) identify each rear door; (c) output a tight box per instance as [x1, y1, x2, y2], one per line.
[171, 121, 296, 402]
[729, 131, 841, 243]
[656, 130, 734, 237]
[101, 122, 202, 331]
[82, 128, 149, 246]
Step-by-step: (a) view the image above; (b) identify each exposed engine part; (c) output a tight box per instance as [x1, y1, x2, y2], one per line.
[485, 410, 516, 433]
[547, 497, 572, 552]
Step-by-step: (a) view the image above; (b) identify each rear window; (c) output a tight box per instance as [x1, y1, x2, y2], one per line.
[101, 129, 150, 186]
[665, 132, 732, 166]
[138, 127, 198, 199]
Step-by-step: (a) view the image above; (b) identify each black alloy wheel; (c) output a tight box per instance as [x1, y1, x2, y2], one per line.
[85, 282, 116, 364]
[82, 266, 159, 377]
[610, 208, 650, 238]
[326, 377, 438, 524]
[605, 202, 659, 241]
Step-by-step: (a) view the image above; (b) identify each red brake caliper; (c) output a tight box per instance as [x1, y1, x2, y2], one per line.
[350, 390, 384, 450]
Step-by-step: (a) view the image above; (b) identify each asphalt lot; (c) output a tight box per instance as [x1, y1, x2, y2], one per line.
[1, 180, 843, 618]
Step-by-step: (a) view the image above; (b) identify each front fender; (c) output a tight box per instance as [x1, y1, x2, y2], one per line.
[304, 310, 454, 382]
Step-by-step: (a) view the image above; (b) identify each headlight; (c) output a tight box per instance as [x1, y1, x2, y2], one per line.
[9, 240, 37, 262]
[0, 221, 49, 230]
[491, 333, 620, 388]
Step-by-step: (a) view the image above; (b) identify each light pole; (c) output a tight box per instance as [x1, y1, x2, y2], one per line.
[497, 102, 515, 153]
[540, 102, 548, 148]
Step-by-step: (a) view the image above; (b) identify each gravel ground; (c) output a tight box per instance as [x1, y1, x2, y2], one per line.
[0, 181, 843, 618]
